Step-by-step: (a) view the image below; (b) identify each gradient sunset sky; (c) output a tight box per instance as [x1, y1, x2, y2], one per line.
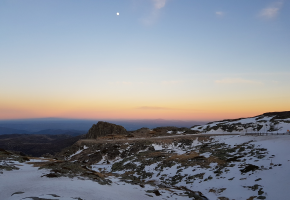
[1, 0, 290, 121]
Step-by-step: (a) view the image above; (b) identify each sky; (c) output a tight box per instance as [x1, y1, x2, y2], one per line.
[0, 0, 290, 121]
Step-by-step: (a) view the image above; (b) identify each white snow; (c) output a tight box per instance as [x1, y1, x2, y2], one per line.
[0, 159, 189, 200]
[67, 149, 83, 159]
[83, 145, 89, 149]
[67, 145, 89, 160]
[152, 144, 163, 151]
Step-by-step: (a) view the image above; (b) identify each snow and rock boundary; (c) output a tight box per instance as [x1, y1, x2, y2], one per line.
[191, 111, 290, 135]
[2, 134, 290, 199]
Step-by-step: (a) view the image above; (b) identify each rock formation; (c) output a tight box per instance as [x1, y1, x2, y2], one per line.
[85, 121, 127, 139]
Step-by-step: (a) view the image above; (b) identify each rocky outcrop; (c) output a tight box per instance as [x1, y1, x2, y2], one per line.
[259, 111, 290, 120]
[85, 121, 127, 139]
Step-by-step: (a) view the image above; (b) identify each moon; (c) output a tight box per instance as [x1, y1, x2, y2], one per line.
[116, 12, 119, 16]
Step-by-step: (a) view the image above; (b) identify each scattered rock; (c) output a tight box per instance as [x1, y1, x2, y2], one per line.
[247, 196, 257, 200]
[258, 188, 264, 195]
[240, 164, 259, 174]
[243, 184, 260, 191]
[218, 197, 229, 200]
[146, 189, 162, 196]
[11, 191, 24, 196]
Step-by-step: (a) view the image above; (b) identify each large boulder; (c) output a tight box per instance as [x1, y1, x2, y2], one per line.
[85, 121, 127, 139]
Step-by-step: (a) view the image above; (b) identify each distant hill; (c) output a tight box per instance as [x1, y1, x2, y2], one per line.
[32, 129, 86, 136]
[0, 133, 83, 157]
[0, 118, 207, 132]
[191, 111, 290, 134]
[0, 127, 86, 136]
[0, 127, 31, 135]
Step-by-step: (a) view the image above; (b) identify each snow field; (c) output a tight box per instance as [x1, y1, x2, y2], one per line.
[2, 135, 290, 200]
[94, 135, 290, 199]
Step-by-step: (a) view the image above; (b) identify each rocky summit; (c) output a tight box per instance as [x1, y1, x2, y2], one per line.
[85, 121, 127, 139]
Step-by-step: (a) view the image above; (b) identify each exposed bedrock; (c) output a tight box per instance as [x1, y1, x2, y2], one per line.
[85, 121, 127, 139]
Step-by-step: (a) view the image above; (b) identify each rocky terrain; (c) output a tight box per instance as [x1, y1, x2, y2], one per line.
[1, 111, 290, 199]
[0, 148, 30, 171]
[2, 133, 289, 200]
[54, 133, 290, 200]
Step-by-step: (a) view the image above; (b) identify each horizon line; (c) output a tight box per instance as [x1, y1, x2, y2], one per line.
[0, 117, 210, 122]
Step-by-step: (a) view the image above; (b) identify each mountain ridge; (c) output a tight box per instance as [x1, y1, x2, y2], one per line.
[191, 111, 290, 135]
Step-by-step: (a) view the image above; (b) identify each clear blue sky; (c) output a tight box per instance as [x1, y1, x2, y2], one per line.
[1, 0, 290, 120]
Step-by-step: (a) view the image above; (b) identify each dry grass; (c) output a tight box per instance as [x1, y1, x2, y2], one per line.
[26, 157, 61, 167]
[209, 188, 227, 194]
[197, 136, 213, 142]
[159, 188, 175, 193]
[146, 151, 167, 158]
[27, 161, 53, 167]
[102, 172, 115, 177]
[246, 196, 257, 200]
[98, 135, 127, 140]
[78, 134, 215, 145]
[93, 171, 105, 178]
[132, 129, 150, 138]
[148, 131, 157, 135]
[164, 152, 225, 167]
[207, 156, 226, 165]
[122, 171, 135, 176]
[167, 152, 199, 161]
[218, 197, 230, 200]
[27, 157, 56, 161]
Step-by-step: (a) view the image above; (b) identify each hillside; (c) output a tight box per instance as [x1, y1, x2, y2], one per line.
[1, 134, 290, 199]
[191, 111, 290, 135]
[0, 134, 83, 156]
[0, 127, 31, 135]
[1, 111, 290, 199]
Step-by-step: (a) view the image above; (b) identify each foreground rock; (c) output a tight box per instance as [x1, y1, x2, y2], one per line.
[85, 121, 128, 139]
[0, 148, 30, 172]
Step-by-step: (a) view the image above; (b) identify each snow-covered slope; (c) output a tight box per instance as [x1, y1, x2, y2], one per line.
[62, 135, 290, 200]
[2, 134, 290, 199]
[0, 160, 189, 200]
[191, 111, 290, 135]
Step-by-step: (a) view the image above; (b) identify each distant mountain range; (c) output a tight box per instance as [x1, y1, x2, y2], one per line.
[1, 112, 290, 136]
[0, 118, 207, 134]
[0, 127, 31, 135]
[0, 127, 86, 136]
[191, 111, 290, 134]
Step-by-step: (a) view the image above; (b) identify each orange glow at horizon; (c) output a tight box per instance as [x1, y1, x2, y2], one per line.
[1, 90, 289, 121]
[1, 102, 288, 121]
